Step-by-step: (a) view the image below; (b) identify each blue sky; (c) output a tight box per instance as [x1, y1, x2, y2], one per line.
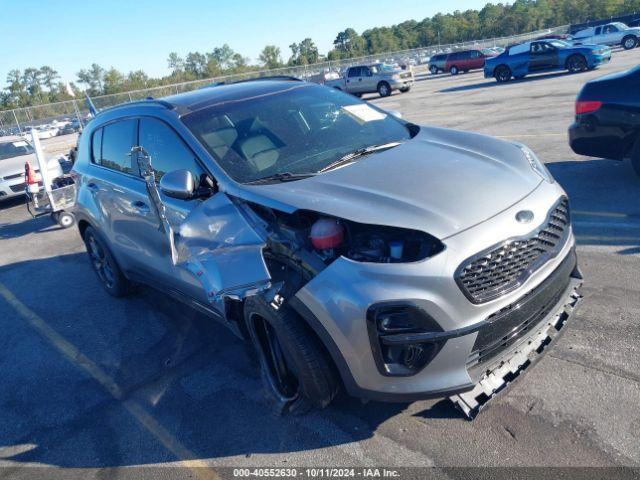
[2, 0, 487, 85]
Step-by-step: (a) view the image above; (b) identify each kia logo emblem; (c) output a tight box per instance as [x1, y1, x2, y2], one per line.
[516, 210, 534, 224]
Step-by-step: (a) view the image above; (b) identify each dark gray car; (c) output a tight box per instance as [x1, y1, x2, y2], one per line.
[72, 78, 582, 418]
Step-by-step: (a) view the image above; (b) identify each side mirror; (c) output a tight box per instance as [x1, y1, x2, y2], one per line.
[159, 169, 195, 200]
[386, 109, 403, 119]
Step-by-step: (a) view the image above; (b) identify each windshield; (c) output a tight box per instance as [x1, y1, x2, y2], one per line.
[611, 22, 627, 30]
[372, 64, 397, 73]
[0, 140, 34, 161]
[549, 40, 571, 48]
[182, 84, 414, 183]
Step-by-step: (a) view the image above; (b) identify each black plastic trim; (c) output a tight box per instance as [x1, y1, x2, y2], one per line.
[288, 296, 474, 402]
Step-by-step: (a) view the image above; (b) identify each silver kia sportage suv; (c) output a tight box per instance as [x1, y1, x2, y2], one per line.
[72, 78, 582, 418]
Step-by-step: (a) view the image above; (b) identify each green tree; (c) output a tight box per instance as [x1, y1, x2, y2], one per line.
[259, 45, 283, 68]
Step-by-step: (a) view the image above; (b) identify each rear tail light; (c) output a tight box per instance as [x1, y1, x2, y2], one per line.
[576, 100, 602, 115]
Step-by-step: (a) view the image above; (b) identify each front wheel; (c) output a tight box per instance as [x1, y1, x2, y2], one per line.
[377, 81, 391, 97]
[622, 35, 638, 50]
[430, 65, 438, 75]
[244, 296, 339, 415]
[495, 65, 512, 83]
[567, 55, 587, 73]
[450, 65, 459, 75]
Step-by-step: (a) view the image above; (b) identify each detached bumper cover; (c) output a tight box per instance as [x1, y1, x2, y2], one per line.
[449, 256, 583, 419]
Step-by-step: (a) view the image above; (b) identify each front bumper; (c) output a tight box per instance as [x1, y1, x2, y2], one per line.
[293, 180, 580, 402]
[0, 177, 28, 200]
[390, 78, 414, 90]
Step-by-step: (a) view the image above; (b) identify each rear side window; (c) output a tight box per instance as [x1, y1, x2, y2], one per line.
[348, 67, 361, 78]
[138, 118, 203, 181]
[94, 120, 136, 174]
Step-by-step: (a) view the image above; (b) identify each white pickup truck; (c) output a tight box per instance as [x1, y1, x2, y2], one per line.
[324, 64, 414, 98]
[573, 22, 640, 50]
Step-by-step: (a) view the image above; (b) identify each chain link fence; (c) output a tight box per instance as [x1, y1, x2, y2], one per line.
[0, 24, 568, 134]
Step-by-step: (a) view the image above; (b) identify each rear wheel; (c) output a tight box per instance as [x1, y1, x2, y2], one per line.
[399, 87, 411, 93]
[83, 226, 130, 297]
[622, 35, 638, 50]
[450, 65, 459, 75]
[495, 65, 512, 83]
[377, 81, 391, 97]
[244, 296, 339, 415]
[567, 54, 587, 73]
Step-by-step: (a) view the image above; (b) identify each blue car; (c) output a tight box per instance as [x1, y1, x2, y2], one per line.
[484, 40, 612, 83]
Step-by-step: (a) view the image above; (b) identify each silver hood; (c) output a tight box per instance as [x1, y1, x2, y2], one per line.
[232, 127, 542, 239]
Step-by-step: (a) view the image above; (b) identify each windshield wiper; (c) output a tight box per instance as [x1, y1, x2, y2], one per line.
[319, 142, 403, 173]
[246, 171, 317, 185]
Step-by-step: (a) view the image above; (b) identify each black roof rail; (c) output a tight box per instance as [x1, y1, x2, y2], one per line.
[225, 75, 304, 86]
[95, 98, 174, 116]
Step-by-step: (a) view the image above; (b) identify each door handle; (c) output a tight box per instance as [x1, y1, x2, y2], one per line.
[131, 200, 150, 213]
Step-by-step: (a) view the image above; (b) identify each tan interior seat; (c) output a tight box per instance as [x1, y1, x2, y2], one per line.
[239, 135, 279, 172]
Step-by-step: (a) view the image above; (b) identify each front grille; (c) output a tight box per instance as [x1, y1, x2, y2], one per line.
[9, 183, 26, 193]
[3, 172, 23, 181]
[467, 248, 576, 368]
[456, 198, 570, 303]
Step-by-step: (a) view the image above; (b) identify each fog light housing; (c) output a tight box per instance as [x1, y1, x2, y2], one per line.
[367, 303, 445, 376]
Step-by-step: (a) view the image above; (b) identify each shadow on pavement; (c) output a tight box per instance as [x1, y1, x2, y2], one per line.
[0, 253, 416, 468]
[439, 71, 571, 93]
[548, 158, 640, 250]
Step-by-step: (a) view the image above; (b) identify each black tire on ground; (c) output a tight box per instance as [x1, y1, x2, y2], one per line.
[631, 138, 640, 177]
[430, 65, 438, 75]
[377, 81, 391, 97]
[244, 295, 339, 415]
[622, 35, 638, 50]
[450, 65, 459, 75]
[82, 226, 130, 297]
[399, 87, 411, 93]
[57, 211, 75, 229]
[566, 54, 588, 73]
[495, 65, 512, 83]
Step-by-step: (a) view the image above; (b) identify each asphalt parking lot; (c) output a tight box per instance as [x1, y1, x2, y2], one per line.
[1, 50, 639, 478]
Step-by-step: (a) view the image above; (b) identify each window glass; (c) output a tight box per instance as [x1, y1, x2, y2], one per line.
[182, 83, 413, 183]
[361, 66, 371, 76]
[91, 128, 102, 164]
[138, 118, 203, 181]
[99, 120, 136, 173]
[595, 27, 602, 35]
[348, 67, 361, 78]
[0, 140, 34, 161]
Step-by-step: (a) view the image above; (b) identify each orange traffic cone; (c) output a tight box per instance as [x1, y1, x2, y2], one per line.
[25, 161, 40, 194]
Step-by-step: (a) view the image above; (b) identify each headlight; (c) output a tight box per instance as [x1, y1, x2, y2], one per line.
[391, 74, 401, 81]
[520, 145, 554, 183]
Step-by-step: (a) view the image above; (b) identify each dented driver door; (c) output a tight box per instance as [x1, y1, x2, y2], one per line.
[135, 147, 273, 317]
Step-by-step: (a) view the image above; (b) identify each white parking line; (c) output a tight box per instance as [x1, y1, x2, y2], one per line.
[0, 282, 220, 480]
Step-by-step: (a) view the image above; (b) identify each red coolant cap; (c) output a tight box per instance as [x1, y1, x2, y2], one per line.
[310, 218, 344, 250]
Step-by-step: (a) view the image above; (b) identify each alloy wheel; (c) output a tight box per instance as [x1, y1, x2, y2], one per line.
[87, 235, 116, 289]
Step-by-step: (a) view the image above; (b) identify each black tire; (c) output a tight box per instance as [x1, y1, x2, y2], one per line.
[566, 54, 587, 73]
[631, 138, 640, 178]
[450, 65, 459, 75]
[622, 35, 638, 50]
[244, 296, 339, 415]
[399, 87, 411, 93]
[57, 211, 75, 229]
[377, 81, 391, 97]
[495, 65, 512, 83]
[430, 65, 438, 75]
[82, 226, 130, 297]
